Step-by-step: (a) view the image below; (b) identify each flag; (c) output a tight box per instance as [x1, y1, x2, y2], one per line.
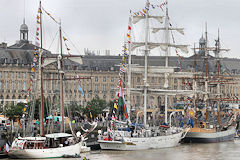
[122, 56, 126, 62]
[112, 115, 116, 121]
[5, 143, 9, 154]
[37, 15, 40, 20]
[128, 26, 131, 30]
[38, 8, 42, 13]
[139, 11, 145, 16]
[114, 103, 118, 110]
[120, 66, 126, 73]
[127, 34, 130, 38]
[78, 84, 84, 97]
[63, 36, 67, 41]
[32, 67, 35, 72]
[118, 80, 128, 119]
[142, 9, 146, 13]
[134, 12, 139, 16]
[90, 112, 92, 119]
[37, 21, 41, 24]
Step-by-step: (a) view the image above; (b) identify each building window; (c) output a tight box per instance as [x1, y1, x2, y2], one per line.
[137, 77, 140, 83]
[174, 78, 177, 83]
[6, 72, 8, 78]
[158, 78, 162, 84]
[23, 73, 26, 79]
[103, 77, 106, 82]
[95, 84, 98, 92]
[0, 81, 2, 90]
[11, 73, 14, 78]
[23, 82, 26, 90]
[111, 77, 114, 82]
[111, 84, 114, 90]
[103, 84, 106, 92]
[87, 84, 89, 91]
[151, 77, 155, 83]
[12, 81, 15, 90]
[0, 72, 2, 78]
[95, 76, 98, 82]
[174, 85, 177, 90]
[6, 81, 8, 91]
[18, 72, 20, 78]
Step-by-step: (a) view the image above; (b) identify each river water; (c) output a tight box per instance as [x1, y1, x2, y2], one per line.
[4, 140, 240, 160]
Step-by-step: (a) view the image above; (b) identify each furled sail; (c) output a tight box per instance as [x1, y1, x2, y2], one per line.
[152, 28, 184, 35]
[133, 16, 163, 24]
[131, 42, 188, 53]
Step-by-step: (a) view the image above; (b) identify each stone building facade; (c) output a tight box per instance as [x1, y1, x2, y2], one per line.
[0, 22, 240, 113]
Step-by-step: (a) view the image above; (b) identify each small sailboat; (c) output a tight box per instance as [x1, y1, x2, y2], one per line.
[98, 0, 192, 150]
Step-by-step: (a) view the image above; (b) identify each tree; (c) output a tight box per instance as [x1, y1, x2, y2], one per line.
[3, 103, 25, 121]
[81, 97, 108, 119]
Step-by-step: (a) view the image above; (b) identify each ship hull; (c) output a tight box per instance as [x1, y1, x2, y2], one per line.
[8, 142, 81, 159]
[98, 130, 183, 151]
[183, 126, 236, 143]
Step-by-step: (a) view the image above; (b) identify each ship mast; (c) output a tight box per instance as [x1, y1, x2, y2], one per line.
[127, 14, 133, 122]
[193, 43, 198, 125]
[216, 29, 221, 125]
[59, 21, 65, 133]
[39, 0, 45, 137]
[204, 22, 209, 123]
[143, 0, 150, 127]
[164, 1, 170, 124]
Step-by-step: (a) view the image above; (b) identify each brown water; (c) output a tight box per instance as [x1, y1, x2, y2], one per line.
[5, 140, 240, 160]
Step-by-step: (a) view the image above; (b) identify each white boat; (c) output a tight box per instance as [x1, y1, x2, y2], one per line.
[8, 1, 88, 158]
[98, 0, 192, 150]
[98, 127, 186, 150]
[8, 133, 82, 159]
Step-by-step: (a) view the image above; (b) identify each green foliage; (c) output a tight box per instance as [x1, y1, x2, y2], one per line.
[81, 97, 108, 119]
[3, 103, 25, 121]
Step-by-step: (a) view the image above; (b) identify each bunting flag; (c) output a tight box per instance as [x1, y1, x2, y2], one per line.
[127, 34, 130, 38]
[38, 8, 42, 13]
[118, 79, 128, 119]
[122, 56, 126, 62]
[114, 103, 118, 110]
[128, 26, 131, 30]
[120, 66, 126, 73]
[41, 6, 60, 24]
[63, 40, 72, 55]
[78, 84, 84, 97]
[63, 36, 67, 41]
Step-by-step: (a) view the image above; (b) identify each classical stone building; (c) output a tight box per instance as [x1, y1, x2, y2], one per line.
[0, 22, 240, 114]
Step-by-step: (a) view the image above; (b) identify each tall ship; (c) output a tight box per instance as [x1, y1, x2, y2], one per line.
[98, 0, 196, 150]
[183, 26, 237, 143]
[7, 1, 95, 158]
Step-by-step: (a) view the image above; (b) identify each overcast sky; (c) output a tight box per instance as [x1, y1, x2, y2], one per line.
[0, 0, 240, 58]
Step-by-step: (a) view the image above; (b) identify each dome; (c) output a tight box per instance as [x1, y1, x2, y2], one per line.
[20, 23, 28, 31]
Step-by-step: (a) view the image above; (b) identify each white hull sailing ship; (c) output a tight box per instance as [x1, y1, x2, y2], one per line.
[8, 1, 89, 158]
[9, 134, 82, 159]
[98, 128, 184, 150]
[98, 0, 193, 150]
